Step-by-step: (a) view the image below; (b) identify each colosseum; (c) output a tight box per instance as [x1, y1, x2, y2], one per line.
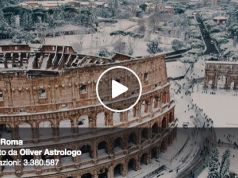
[0, 45, 176, 178]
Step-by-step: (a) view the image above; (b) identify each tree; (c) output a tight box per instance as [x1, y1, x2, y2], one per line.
[219, 150, 230, 178]
[97, 48, 111, 57]
[147, 40, 162, 54]
[172, 39, 186, 51]
[208, 147, 219, 178]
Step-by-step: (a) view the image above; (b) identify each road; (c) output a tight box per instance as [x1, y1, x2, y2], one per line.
[195, 14, 220, 56]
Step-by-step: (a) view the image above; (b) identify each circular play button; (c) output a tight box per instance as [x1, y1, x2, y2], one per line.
[96, 66, 142, 112]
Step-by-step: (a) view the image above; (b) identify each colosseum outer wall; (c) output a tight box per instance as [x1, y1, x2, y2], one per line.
[0, 55, 168, 114]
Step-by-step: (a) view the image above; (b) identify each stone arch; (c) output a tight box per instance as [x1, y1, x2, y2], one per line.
[140, 153, 149, 165]
[41, 150, 54, 160]
[1, 154, 14, 172]
[151, 147, 158, 159]
[80, 144, 92, 160]
[0, 124, 12, 139]
[141, 128, 149, 142]
[78, 115, 89, 127]
[162, 90, 167, 104]
[128, 132, 137, 146]
[230, 81, 235, 89]
[81, 173, 92, 178]
[160, 139, 167, 152]
[18, 122, 32, 140]
[141, 100, 146, 115]
[161, 117, 167, 129]
[128, 158, 137, 172]
[217, 74, 226, 89]
[98, 141, 108, 155]
[114, 163, 124, 177]
[169, 112, 174, 123]
[113, 137, 123, 151]
[39, 120, 53, 138]
[61, 149, 74, 165]
[98, 168, 108, 178]
[153, 95, 159, 108]
[96, 112, 105, 127]
[128, 109, 134, 121]
[113, 112, 120, 125]
[59, 119, 72, 136]
[152, 122, 159, 136]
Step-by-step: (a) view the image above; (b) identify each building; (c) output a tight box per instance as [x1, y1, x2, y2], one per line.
[213, 16, 228, 25]
[204, 61, 238, 89]
[0, 45, 176, 178]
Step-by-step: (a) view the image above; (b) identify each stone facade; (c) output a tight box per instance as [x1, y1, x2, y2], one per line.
[0, 45, 176, 178]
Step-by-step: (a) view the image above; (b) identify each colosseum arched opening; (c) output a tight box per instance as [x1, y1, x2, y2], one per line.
[152, 122, 159, 137]
[41, 152, 54, 161]
[114, 164, 124, 177]
[140, 153, 149, 165]
[0, 124, 12, 139]
[19, 122, 32, 140]
[113, 112, 120, 125]
[161, 117, 167, 129]
[1, 154, 14, 172]
[97, 141, 108, 156]
[217, 75, 226, 89]
[39, 121, 53, 138]
[78, 115, 89, 128]
[141, 100, 146, 115]
[141, 128, 149, 142]
[230, 81, 235, 89]
[98, 169, 108, 178]
[169, 112, 174, 123]
[128, 132, 137, 147]
[113, 137, 123, 152]
[59, 119, 72, 136]
[81, 173, 92, 178]
[151, 147, 158, 159]
[153, 96, 159, 109]
[80, 145, 92, 160]
[61, 149, 74, 165]
[128, 109, 134, 121]
[97, 112, 105, 127]
[160, 139, 167, 152]
[128, 158, 137, 172]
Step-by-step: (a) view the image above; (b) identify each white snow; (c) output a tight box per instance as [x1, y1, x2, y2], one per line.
[166, 61, 189, 79]
[192, 84, 238, 127]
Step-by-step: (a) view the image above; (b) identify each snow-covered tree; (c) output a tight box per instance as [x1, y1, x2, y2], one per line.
[97, 48, 112, 57]
[208, 147, 219, 178]
[172, 39, 186, 51]
[147, 40, 162, 54]
[219, 149, 230, 178]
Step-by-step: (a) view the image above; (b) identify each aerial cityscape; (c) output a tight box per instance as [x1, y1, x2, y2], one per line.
[0, 0, 238, 178]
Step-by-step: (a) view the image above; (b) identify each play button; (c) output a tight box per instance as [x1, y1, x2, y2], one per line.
[112, 80, 128, 99]
[96, 66, 142, 112]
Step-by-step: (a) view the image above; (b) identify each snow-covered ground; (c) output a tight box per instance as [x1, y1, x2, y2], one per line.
[166, 61, 190, 79]
[192, 84, 238, 127]
[42, 19, 175, 56]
